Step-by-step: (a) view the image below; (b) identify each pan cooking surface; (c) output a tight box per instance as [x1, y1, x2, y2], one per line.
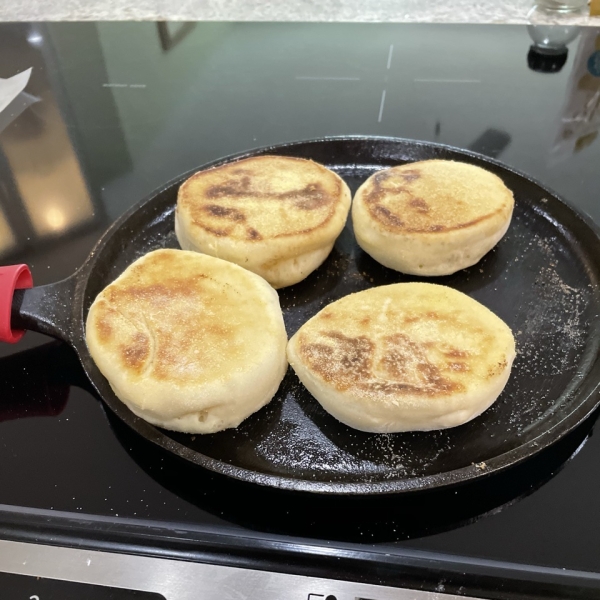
[80, 138, 600, 494]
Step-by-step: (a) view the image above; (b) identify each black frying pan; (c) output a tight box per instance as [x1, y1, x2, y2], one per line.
[3, 136, 600, 495]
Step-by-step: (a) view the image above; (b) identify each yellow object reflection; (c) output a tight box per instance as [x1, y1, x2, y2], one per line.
[1, 93, 94, 237]
[44, 205, 67, 231]
[0, 207, 15, 256]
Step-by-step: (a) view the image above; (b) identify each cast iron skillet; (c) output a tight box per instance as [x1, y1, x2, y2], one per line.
[3, 136, 600, 495]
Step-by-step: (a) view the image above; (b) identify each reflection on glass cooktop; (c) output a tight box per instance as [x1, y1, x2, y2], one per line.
[0, 21, 600, 576]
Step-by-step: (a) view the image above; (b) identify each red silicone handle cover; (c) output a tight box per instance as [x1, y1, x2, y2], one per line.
[0, 264, 33, 343]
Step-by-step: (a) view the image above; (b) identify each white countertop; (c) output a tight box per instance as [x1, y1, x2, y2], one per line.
[1, 0, 599, 24]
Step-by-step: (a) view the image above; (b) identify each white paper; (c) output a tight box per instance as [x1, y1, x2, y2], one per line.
[0, 67, 32, 114]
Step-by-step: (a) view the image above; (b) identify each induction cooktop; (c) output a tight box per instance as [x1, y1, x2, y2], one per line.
[1, 21, 600, 600]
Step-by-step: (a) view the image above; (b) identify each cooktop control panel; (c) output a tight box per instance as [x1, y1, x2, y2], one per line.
[0, 573, 164, 600]
[0, 540, 485, 600]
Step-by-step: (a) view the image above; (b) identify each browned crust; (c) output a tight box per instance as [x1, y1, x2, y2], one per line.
[120, 331, 150, 373]
[361, 165, 507, 234]
[91, 251, 248, 382]
[297, 330, 467, 397]
[95, 308, 113, 343]
[177, 156, 343, 241]
[292, 283, 514, 404]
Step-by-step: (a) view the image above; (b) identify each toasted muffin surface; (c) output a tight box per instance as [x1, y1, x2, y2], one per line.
[176, 155, 351, 287]
[287, 283, 515, 432]
[178, 155, 343, 240]
[86, 249, 288, 433]
[357, 160, 513, 233]
[352, 160, 514, 276]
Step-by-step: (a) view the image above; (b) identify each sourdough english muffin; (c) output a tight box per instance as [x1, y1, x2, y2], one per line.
[175, 155, 351, 288]
[287, 283, 515, 433]
[352, 160, 514, 276]
[86, 249, 288, 434]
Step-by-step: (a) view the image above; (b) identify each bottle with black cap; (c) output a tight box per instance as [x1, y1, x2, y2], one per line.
[527, 24, 580, 73]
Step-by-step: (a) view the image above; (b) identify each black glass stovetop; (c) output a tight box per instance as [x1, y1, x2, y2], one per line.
[1, 21, 600, 590]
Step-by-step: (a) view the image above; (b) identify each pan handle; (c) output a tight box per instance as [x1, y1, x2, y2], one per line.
[1, 264, 77, 344]
[0, 264, 33, 343]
